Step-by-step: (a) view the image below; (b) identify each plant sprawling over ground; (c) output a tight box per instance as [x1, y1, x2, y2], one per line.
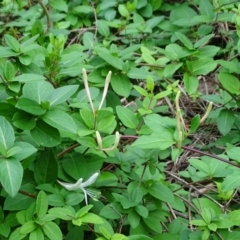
[0, 0, 240, 239]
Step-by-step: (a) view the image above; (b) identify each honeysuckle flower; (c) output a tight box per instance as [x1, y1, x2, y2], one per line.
[82, 68, 112, 114]
[96, 131, 120, 152]
[98, 71, 112, 110]
[200, 102, 213, 124]
[82, 68, 95, 114]
[57, 172, 99, 205]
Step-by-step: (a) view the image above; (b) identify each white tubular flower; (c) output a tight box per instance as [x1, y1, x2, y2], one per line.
[98, 71, 112, 110]
[57, 173, 99, 205]
[82, 68, 95, 115]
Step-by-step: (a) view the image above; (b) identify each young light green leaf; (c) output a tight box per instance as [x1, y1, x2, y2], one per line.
[141, 46, 156, 64]
[80, 213, 103, 224]
[19, 221, 36, 235]
[36, 191, 48, 219]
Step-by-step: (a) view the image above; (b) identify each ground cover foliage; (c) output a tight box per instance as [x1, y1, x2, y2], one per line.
[0, 0, 240, 239]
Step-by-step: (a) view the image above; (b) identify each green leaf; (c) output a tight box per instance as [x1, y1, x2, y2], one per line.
[154, 90, 172, 99]
[0, 222, 10, 238]
[29, 227, 44, 240]
[226, 145, 240, 162]
[74, 5, 93, 14]
[187, 58, 217, 75]
[13, 112, 36, 130]
[80, 108, 95, 129]
[0, 47, 19, 58]
[183, 73, 199, 95]
[97, 20, 110, 37]
[20, 221, 36, 234]
[163, 63, 182, 78]
[222, 174, 240, 192]
[49, 0, 68, 12]
[42, 109, 77, 135]
[47, 194, 65, 207]
[4, 35, 20, 52]
[199, 0, 214, 18]
[216, 60, 240, 74]
[12, 142, 37, 161]
[116, 106, 139, 129]
[13, 74, 46, 83]
[0, 116, 15, 156]
[111, 74, 132, 97]
[118, 4, 129, 17]
[48, 207, 74, 220]
[190, 115, 200, 133]
[22, 81, 54, 104]
[165, 44, 184, 60]
[143, 214, 162, 233]
[133, 85, 149, 97]
[96, 112, 116, 134]
[65, 193, 84, 206]
[217, 109, 235, 136]
[30, 120, 61, 147]
[144, 114, 176, 133]
[9, 228, 27, 240]
[42, 221, 62, 240]
[34, 148, 58, 184]
[36, 191, 48, 219]
[0, 158, 23, 197]
[4, 61, 16, 81]
[145, 16, 164, 28]
[16, 98, 46, 115]
[62, 153, 87, 180]
[194, 34, 214, 48]
[76, 205, 93, 218]
[218, 72, 240, 94]
[135, 205, 149, 218]
[127, 68, 150, 79]
[95, 47, 123, 70]
[141, 46, 156, 64]
[4, 184, 35, 210]
[49, 85, 78, 107]
[128, 210, 140, 228]
[148, 182, 174, 202]
[80, 213, 103, 224]
[100, 204, 121, 220]
[175, 32, 193, 49]
[133, 132, 175, 150]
